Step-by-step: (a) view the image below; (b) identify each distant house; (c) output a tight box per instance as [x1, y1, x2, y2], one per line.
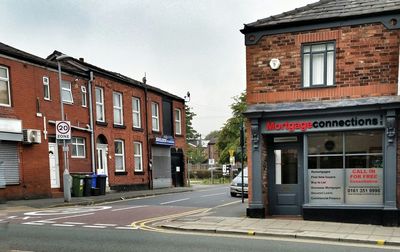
[242, 0, 400, 226]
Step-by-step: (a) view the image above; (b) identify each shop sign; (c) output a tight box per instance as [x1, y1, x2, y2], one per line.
[155, 136, 175, 146]
[345, 168, 383, 205]
[263, 114, 384, 134]
[309, 169, 344, 204]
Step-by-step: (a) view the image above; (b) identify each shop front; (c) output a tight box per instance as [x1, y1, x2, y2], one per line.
[245, 98, 400, 226]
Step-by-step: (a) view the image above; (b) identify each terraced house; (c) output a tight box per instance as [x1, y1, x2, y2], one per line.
[0, 42, 186, 200]
[242, 0, 400, 226]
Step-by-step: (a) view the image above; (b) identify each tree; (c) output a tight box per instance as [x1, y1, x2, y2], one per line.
[216, 92, 247, 164]
[204, 130, 220, 141]
[185, 105, 200, 141]
[187, 145, 207, 164]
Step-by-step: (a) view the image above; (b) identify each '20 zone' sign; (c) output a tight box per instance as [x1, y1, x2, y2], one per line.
[56, 121, 71, 140]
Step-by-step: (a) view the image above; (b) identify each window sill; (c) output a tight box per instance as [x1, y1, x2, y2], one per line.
[96, 121, 108, 127]
[301, 84, 336, 90]
[175, 134, 183, 137]
[62, 101, 74, 105]
[134, 171, 145, 175]
[44, 98, 51, 102]
[71, 156, 86, 159]
[114, 171, 128, 176]
[113, 124, 127, 129]
[133, 127, 144, 132]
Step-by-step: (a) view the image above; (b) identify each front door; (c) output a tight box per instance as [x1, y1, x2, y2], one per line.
[48, 143, 60, 188]
[96, 144, 109, 187]
[269, 142, 303, 215]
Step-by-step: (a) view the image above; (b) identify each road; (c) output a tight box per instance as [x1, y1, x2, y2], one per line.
[1, 185, 396, 251]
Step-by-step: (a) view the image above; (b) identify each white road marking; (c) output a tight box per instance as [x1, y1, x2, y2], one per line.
[35, 220, 56, 224]
[83, 225, 106, 229]
[115, 226, 138, 230]
[24, 206, 111, 216]
[40, 212, 94, 222]
[22, 222, 44, 226]
[7, 216, 17, 219]
[111, 205, 147, 212]
[160, 198, 190, 205]
[63, 222, 86, 225]
[94, 223, 117, 227]
[200, 193, 226, 198]
[52, 224, 75, 227]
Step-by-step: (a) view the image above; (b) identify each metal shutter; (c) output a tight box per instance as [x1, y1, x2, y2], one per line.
[152, 146, 171, 188]
[0, 141, 19, 186]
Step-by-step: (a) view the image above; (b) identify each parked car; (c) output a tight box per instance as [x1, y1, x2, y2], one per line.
[230, 167, 248, 197]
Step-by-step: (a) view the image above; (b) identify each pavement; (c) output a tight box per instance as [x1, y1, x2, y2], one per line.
[2, 186, 400, 247]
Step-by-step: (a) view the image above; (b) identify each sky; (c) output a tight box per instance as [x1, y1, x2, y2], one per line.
[1, 0, 315, 137]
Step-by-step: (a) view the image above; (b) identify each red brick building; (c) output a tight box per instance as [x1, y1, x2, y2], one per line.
[0, 43, 186, 200]
[242, 0, 400, 225]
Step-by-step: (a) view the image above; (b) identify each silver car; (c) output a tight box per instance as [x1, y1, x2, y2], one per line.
[230, 167, 248, 197]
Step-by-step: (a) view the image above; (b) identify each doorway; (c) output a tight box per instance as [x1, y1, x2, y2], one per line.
[268, 140, 303, 215]
[171, 149, 184, 187]
[96, 144, 109, 187]
[48, 143, 60, 188]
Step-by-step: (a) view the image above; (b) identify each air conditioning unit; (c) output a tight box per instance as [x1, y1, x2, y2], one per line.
[22, 129, 42, 144]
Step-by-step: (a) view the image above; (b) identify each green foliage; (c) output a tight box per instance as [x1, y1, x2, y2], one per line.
[187, 145, 207, 164]
[216, 91, 247, 164]
[185, 105, 200, 141]
[205, 130, 220, 140]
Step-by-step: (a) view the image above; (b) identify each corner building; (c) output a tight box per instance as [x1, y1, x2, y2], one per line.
[241, 0, 400, 226]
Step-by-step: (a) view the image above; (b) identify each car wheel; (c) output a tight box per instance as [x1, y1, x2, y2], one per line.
[230, 192, 236, 197]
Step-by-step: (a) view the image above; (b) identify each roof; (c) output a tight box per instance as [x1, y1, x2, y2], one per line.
[47, 50, 184, 102]
[0, 42, 85, 76]
[244, 96, 400, 117]
[243, 0, 400, 32]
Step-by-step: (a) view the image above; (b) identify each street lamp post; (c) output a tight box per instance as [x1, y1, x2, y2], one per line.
[56, 55, 72, 202]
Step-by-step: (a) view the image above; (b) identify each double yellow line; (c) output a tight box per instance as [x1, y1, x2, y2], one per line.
[130, 208, 210, 232]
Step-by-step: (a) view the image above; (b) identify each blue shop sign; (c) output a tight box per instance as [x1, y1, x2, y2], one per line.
[155, 136, 175, 146]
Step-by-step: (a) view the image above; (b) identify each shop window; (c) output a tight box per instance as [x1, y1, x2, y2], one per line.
[95, 87, 105, 122]
[113, 92, 123, 125]
[0, 66, 11, 106]
[61, 80, 73, 103]
[114, 140, 125, 172]
[302, 42, 335, 87]
[132, 97, 141, 129]
[134, 141, 143, 172]
[307, 131, 383, 205]
[71, 137, 86, 158]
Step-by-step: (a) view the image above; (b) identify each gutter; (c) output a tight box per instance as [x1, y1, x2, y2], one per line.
[88, 71, 96, 173]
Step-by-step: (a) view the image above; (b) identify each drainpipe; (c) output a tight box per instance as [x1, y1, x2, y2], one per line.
[398, 43, 400, 95]
[88, 71, 96, 173]
[143, 76, 153, 189]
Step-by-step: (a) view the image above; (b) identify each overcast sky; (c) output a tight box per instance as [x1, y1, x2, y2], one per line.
[2, 0, 315, 137]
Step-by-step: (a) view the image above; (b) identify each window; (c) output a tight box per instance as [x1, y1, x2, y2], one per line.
[134, 142, 143, 172]
[61, 80, 73, 103]
[43, 76, 50, 100]
[95, 87, 105, 122]
[113, 92, 123, 125]
[0, 66, 11, 106]
[302, 42, 335, 87]
[307, 131, 383, 205]
[151, 102, 159, 131]
[114, 140, 125, 172]
[71, 137, 86, 158]
[81, 86, 87, 107]
[132, 97, 141, 128]
[175, 109, 182, 135]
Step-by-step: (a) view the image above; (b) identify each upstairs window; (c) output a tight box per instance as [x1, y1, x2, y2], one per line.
[132, 97, 141, 129]
[302, 42, 335, 87]
[175, 109, 182, 135]
[61, 80, 73, 103]
[43, 76, 50, 100]
[81, 86, 87, 107]
[113, 92, 123, 125]
[151, 102, 160, 132]
[95, 87, 105, 122]
[0, 66, 11, 106]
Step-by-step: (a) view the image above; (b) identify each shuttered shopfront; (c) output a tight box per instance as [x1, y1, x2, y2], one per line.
[0, 141, 19, 187]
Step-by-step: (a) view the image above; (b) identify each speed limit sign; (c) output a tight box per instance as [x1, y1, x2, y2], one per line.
[56, 121, 71, 140]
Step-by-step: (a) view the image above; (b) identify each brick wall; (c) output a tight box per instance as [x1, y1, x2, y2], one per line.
[246, 23, 400, 104]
